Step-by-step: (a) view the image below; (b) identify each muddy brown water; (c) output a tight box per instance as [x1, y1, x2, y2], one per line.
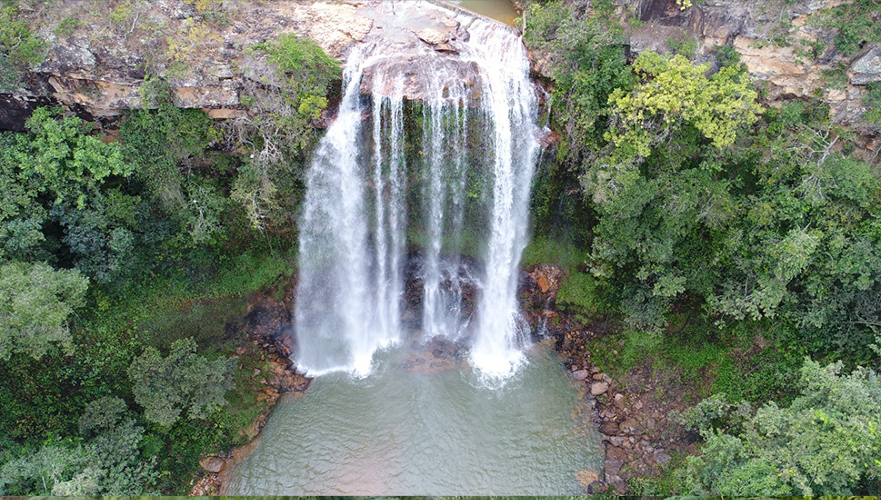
[454, 0, 519, 26]
[222, 342, 603, 495]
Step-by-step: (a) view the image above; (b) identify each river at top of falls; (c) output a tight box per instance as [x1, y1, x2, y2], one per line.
[294, 0, 540, 381]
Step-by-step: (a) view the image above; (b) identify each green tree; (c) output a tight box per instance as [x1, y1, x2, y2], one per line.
[0, 261, 89, 361]
[606, 51, 761, 161]
[0, 420, 159, 495]
[683, 359, 881, 495]
[0, 5, 45, 91]
[0, 107, 141, 281]
[523, 0, 632, 164]
[120, 79, 227, 245]
[127, 337, 234, 427]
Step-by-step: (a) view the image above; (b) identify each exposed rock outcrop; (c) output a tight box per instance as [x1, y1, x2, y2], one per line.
[1, 0, 518, 130]
[529, 0, 880, 128]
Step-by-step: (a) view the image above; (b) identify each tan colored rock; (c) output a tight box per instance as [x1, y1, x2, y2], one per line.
[199, 456, 225, 473]
[575, 468, 602, 489]
[206, 108, 247, 120]
[591, 381, 609, 396]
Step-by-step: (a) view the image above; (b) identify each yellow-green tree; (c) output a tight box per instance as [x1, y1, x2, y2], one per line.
[606, 51, 761, 162]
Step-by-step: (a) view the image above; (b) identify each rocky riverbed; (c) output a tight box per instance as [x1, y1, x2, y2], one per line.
[519, 264, 697, 494]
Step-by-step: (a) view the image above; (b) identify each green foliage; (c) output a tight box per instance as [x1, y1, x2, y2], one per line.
[121, 79, 228, 245]
[813, 0, 881, 56]
[666, 35, 698, 58]
[0, 5, 45, 91]
[523, 0, 632, 164]
[262, 34, 340, 103]
[0, 261, 88, 361]
[0, 442, 92, 495]
[863, 82, 881, 124]
[0, 107, 141, 281]
[684, 359, 881, 495]
[556, 271, 605, 320]
[226, 35, 340, 232]
[0, 420, 159, 495]
[127, 337, 234, 427]
[606, 52, 761, 159]
[78, 396, 128, 437]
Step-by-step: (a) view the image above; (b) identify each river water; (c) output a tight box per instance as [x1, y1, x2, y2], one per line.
[223, 343, 603, 495]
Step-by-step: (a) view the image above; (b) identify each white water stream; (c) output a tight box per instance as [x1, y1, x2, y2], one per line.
[294, 2, 539, 380]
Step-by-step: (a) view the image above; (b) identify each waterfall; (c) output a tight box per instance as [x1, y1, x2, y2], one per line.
[294, 3, 539, 379]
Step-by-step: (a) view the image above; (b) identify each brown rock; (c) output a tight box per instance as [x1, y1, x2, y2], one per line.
[590, 381, 609, 396]
[613, 393, 625, 409]
[606, 445, 627, 463]
[572, 369, 589, 381]
[575, 468, 601, 489]
[199, 456, 225, 473]
[620, 418, 644, 435]
[599, 422, 620, 435]
[536, 274, 550, 293]
[604, 458, 623, 479]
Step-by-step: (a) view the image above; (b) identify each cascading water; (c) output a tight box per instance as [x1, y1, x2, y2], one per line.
[294, 2, 539, 379]
[223, 4, 606, 494]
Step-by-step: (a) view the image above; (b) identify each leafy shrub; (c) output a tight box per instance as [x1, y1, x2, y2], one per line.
[0, 261, 89, 361]
[127, 337, 234, 427]
[685, 359, 881, 495]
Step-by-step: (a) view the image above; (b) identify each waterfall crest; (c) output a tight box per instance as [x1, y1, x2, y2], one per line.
[294, 2, 540, 378]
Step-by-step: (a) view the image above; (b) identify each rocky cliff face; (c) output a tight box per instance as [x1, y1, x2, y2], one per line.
[0, 0, 503, 130]
[1, 0, 374, 128]
[628, 0, 879, 126]
[3, 0, 880, 139]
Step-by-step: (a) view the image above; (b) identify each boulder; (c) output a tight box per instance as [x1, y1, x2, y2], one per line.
[851, 45, 881, 85]
[575, 468, 601, 489]
[199, 456, 225, 473]
[590, 381, 609, 396]
[572, 369, 589, 381]
[599, 421, 620, 435]
[620, 418, 644, 435]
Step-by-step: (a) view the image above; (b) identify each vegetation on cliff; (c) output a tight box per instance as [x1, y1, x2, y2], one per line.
[0, 15, 338, 492]
[524, 0, 881, 494]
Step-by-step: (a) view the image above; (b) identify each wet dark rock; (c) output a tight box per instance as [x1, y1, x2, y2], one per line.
[599, 422, 620, 435]
[587, 480, 608, 494]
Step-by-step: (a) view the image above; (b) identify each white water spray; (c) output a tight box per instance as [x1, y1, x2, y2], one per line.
[294, 3, 540, 379]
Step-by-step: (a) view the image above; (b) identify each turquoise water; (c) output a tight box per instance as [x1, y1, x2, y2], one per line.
[223, 342, 602, 495]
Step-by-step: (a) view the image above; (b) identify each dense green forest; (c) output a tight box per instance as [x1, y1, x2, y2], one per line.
[1, 0, 880, 495]
[523, 0, 881, 494]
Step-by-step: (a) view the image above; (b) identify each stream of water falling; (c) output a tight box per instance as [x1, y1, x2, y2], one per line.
[223, 5, 604, 493]
[294, 4, 539, 379]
